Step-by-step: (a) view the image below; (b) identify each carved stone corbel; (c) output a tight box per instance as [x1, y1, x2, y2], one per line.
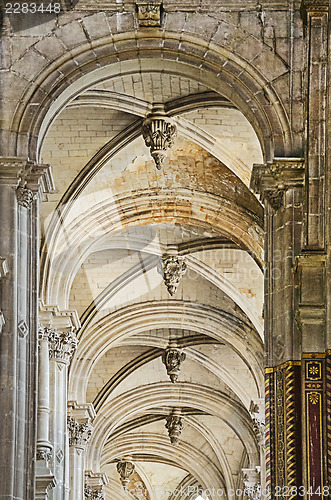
[142, 103, 177, 169]
[158, 250, 187, 296]
[165, 409, 183, 445]
[162, 347, 186, 383]
[116, 459, 135, 489]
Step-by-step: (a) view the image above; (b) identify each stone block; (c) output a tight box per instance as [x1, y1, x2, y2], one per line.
[184, 13, 219, 41]
[12, 49, 49, 81]
[82, 12, 112, 40]
[54, 21, 88, 50]
[34, 35, 66, 61]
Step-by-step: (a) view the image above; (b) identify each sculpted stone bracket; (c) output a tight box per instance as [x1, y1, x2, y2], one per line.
[116, 459, 135, 489]
[158, 252, 187, 296]
[250, 158, 305, 211]
[165, 409, 183, 445]
[162, 346, 186, 383]
[142, 103, 177, 169]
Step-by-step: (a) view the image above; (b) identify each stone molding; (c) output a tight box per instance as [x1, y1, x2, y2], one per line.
[67, 417, 93, 448]
[85, 471, 109, 488]
[302, 0, 329, 13]
[67, 401, 96, 421]
[250, 158, 305, 211]
[0, 157, 54, 202]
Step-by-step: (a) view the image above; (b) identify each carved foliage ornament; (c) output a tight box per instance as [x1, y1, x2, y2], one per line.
[67, 417, 93, 448]
[165, 410, 183, 445]
[84, 485, 105, 500]
[17, 186, 35, 208]
[142, 103, 177, 169]
[162, 347, 186, 383]
[116, 460, 135, 489]
[48, 328, 78, 362]
[159, 254, 187, 296]
[36, 449, 52, 461]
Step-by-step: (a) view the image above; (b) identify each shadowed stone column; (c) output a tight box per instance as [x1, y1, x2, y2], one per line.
[39, 304, 80, 500]
[67, 402, 95, 500]
[251, 158, 305, 495]
[0, 157, 53, 500]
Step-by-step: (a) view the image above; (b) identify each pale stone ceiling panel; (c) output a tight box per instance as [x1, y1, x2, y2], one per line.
[93, 73, 210, 104]
[182, 107, 263, 169]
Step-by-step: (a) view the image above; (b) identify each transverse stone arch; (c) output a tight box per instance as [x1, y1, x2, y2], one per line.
[9, 29, 293, 161]
[86, 382, 259, 471]
[68, 301, 263, 403]
[101, 434, 225, 496]
[41, 189, 264, 307]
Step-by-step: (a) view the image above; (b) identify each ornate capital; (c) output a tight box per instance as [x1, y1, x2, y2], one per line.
[84, 485, 105, 499]
[116, 459, 135, 489]
[250, 158, 305, 211]
[142, 103, 177, 169]
[158, 253, 187, 296]
[165, 409, 183, 445]
[136, 1, 162, 27]
[162, 347, 186, 383]
[0, 158, 54, 201]
[48, 328, 78, 363]
[17, 186, 35, 208]
[67, 417, 93, 448]
[242, 467, 261, 500]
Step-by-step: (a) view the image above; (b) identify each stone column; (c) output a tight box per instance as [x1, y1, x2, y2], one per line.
[0, 158, 53, 500]
[242, 467, 261, 500]
[39, 304, 80, 500]
[67, 401, 95, 500]
[251, 158, 305, 495]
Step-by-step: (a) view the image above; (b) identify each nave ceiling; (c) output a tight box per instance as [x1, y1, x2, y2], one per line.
[40, 67, 264, 499]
